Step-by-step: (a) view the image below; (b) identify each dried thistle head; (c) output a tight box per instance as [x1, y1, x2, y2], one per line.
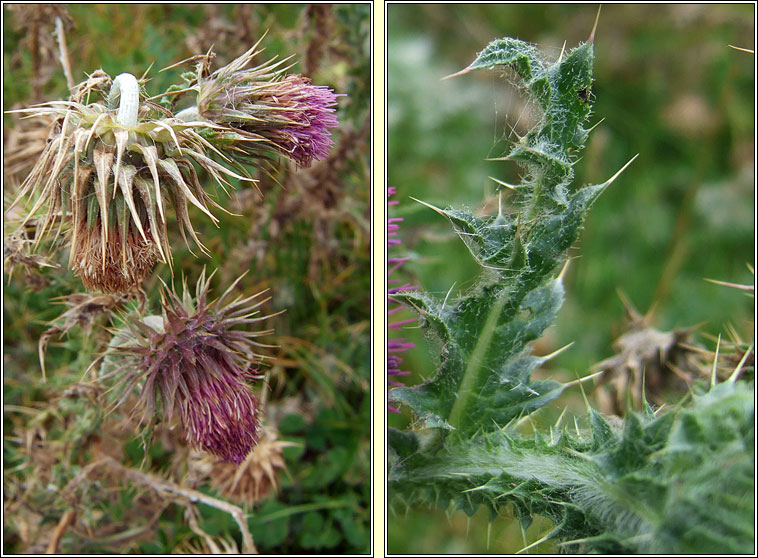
[8, 69, 252, 293]
[101, 270, 276, 463]
[591, 291, 697, 414]
[193, 37, 341, 169]
[201, 426, 296, 506]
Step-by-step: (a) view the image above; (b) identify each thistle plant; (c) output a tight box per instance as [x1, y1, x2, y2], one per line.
[4, 5, 368, 554]
[388, 28, 754, 554]
[9, 71, 238, 292]
[197, 426, 298, 506]
[7, 35, 340, 462]
[191, 37, 341, 169]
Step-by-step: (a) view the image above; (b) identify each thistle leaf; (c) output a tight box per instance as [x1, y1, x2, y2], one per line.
[390, 278, 567, 434]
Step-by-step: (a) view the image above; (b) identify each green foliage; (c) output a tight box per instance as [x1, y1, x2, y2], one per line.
[392, 381, 753, 554]
[390, 36, 607, 436]
[387, 4, 754, 388]
[389, 30, 754, 554]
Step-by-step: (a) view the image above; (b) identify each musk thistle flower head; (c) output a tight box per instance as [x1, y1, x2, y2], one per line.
[9, 68, 252, 293]
[194, 36, 341, 168]
[102, 270, 275, 463]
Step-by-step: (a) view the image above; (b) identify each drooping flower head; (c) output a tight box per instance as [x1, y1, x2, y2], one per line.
[102, 270, 275, 463]
[195, 37, 341, 169]
[388, 187, 416, 413]
[8, 70, 251, 293]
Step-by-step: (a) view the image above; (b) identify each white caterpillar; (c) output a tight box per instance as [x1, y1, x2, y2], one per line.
[108, 72, 140, 127]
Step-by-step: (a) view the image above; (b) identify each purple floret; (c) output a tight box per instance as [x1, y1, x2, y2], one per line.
[388, 187, 417, 413]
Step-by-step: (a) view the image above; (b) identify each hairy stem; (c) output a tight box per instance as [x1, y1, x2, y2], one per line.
[448, 291, 508, 430]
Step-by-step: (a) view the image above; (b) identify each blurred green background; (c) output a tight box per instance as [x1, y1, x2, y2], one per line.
[388, 4, 754, 554]
[4, 4, 370, 554]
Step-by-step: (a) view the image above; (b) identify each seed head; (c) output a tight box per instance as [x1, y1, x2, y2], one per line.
[198, 427, 296, 506]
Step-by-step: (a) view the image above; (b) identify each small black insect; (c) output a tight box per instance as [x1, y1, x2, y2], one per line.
[577, 87, 591, 104]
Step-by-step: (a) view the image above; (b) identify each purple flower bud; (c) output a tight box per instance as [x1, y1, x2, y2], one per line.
[271, 75, 340, 167]
[178, 361, 260, 464]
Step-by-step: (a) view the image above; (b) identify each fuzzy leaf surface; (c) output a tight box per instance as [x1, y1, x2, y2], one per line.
[391, 382, 754, 554]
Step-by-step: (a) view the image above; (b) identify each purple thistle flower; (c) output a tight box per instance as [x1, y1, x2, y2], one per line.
[102, 270, 274, 464]
[388, 187, 416, 413]
[270, 75, 340, 167]
[177, 361, 260, 464]
[196, 42, 341, 168]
